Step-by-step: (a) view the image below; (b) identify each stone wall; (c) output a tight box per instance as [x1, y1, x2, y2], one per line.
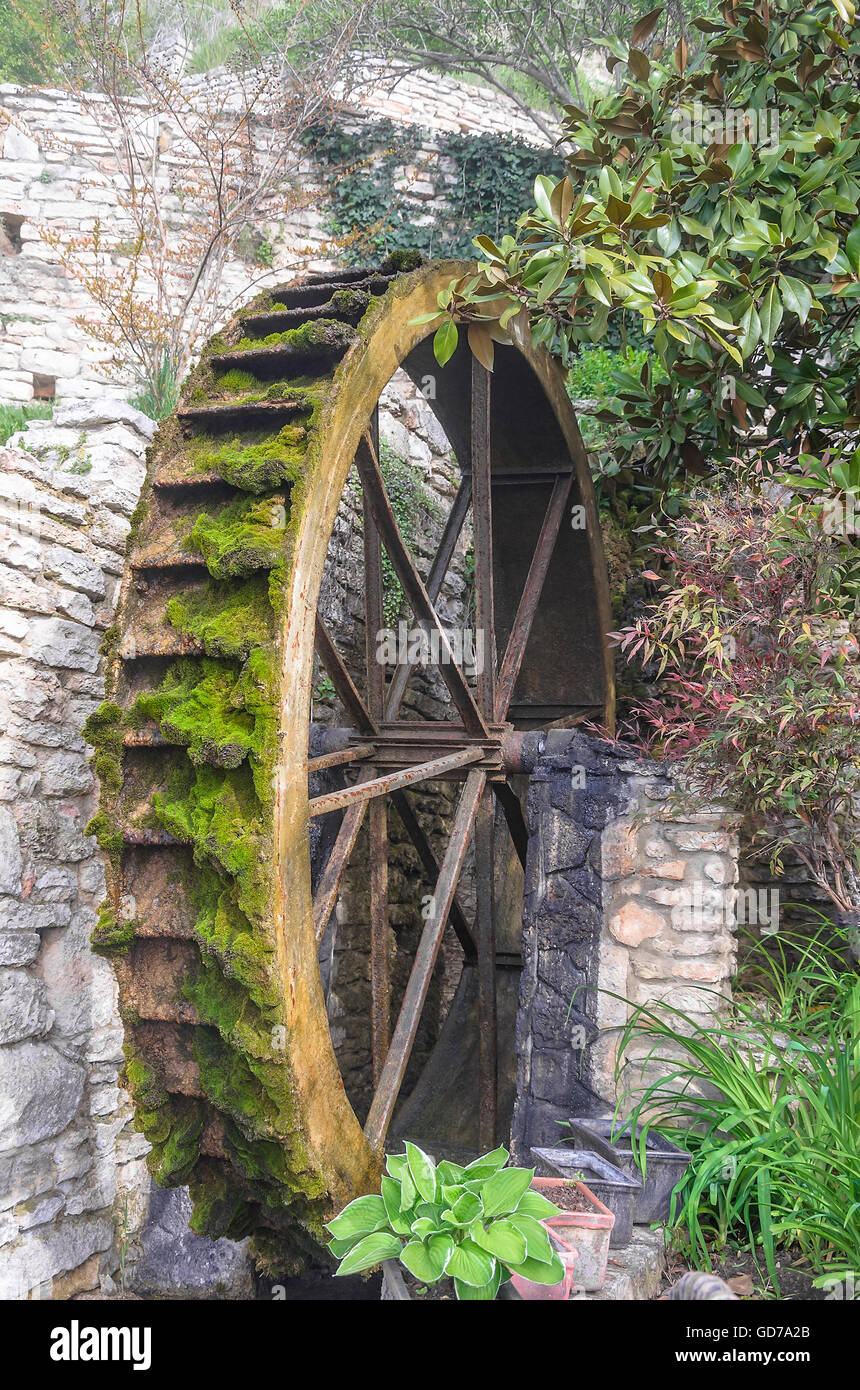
[0, 67, 549, 406]
[0, 401, 153, 1299]
[511, 731, 738, 1161]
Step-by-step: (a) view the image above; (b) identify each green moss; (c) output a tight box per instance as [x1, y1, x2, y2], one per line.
[152, 761, 268, 923]
[91, 904, 134, 957]
[167, 576, 274, 660]
[98, 624, 120, 658]
[192, 1023, 279, 1139]
[189, 493, 288, 579]
[214, 368, 262, 395]
[84, 809, 123, 862]
[131, 658, 256, 769]
[187, 1159, 256, 1241]
[385, 248, 423, 272]
[124, 1043, 205, 1185]
[232, 317, 357, 355]
[185, 421, 310, 494]
[191, 871, 279, 1015]
[83, 700, 124, 792]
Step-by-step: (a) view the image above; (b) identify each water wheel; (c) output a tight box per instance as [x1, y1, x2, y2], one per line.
[86, 254, 613, 1271]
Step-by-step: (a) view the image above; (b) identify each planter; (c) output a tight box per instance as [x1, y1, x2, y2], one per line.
[509, 1228, 577, 1301]
[565, 1116, 691, 1224]
[531, 1176, 614, 1291]
[532, 1146, 640, 1248]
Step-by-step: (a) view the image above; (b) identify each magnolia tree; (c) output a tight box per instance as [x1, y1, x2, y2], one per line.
[423, 0, 860, 482]
[30, 0, 364, 415]
[613, 456, 860, 920]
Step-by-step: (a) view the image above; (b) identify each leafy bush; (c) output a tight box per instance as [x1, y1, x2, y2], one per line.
[0, 0, 70, 83]
[613, 460, 860, 915]
[326, 1142, 565, 1299]
[425, 0, 860, 485]
[615, 921, 860, 1289]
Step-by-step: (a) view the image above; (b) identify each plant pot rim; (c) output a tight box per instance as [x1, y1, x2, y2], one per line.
[531, 1175, 616, 1230]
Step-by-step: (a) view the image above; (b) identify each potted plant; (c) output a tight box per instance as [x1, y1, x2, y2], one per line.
[532, 1145, 641, 1246]
[530, 1175, 615, 1291]
[326, 1141, 568, 1300]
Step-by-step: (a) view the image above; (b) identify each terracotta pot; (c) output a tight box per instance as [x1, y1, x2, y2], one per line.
[531, 1176, 615, 1291]
[509, 1227, 577, 1301]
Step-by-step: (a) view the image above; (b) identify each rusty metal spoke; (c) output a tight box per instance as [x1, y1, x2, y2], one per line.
[471, 359, 495, 720]
[491, 778, 529, 871]
[385, 475, 472, 721]
[355, 431, 489, 738]
[314, 615, 377, 737]
[369, 797, 390, 1083]
[475, 784, 497, 1150]
[308, 745, 484, 819]
[363, 767, 486, 1151]
[494, 472, 574, 721]
[390, 789, 476, 960]
[312, 768, 375, 944]
[307, 742, 375, 774]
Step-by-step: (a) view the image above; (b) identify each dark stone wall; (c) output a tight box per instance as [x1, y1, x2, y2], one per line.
[510, 730, 640, 1161]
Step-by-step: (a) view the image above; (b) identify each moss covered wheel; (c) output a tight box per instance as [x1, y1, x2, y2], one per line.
[86, 255, 613, 1271]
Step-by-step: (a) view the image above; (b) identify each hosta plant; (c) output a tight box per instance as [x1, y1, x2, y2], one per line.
[326, 1142, 565, 1299]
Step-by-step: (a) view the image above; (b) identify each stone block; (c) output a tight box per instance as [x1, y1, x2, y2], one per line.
[609, 900, 665, 947]
[25, 617, 99, 672]
[0, 1041, 85, 1150]
[601, 820, 638, 879]
[0, 968, 52, 1042]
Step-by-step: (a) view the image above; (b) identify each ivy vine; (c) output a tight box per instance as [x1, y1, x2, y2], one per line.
[301, 118, 564, 263]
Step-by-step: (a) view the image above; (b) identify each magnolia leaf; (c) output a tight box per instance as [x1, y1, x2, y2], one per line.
[627, 47, 651, 81]
[467, 322, 495, 371]
[760, 283, 784, 347]
[335, 1231, 403, 1276]
[630, 6, 664, 48]
[533, 174, 556, 222]
[846, 218, 860, 276]
[433, 319, 458, 368]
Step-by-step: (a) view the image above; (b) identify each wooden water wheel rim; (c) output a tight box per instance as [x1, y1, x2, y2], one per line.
[278, 261, 611, 1183]
[96, 256, 612, 1261]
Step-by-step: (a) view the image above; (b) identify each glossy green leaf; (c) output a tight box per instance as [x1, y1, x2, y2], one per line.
[433, 319, 458, 367]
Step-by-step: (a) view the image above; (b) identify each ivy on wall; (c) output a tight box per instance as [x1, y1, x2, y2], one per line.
[301, 119, 565, 263]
